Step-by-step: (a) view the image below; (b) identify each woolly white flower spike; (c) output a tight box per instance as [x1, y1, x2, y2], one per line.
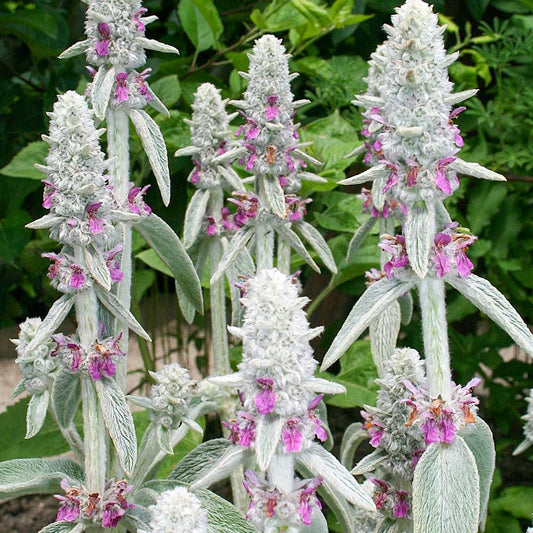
[192, 269, 374, 527]
[148, 486, 208, 533]
[129, 362, 201, 456]
[10, 318, 57, 439]
[233, 34, 323, 216]
[514, 389, 533, 455]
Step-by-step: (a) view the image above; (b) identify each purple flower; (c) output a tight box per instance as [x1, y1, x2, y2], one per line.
[104, 244, 124, 282]
[95, 23, 110, 57]
[69, 265, 85, 289]
[42, 180, 56, 209]
[455, 249, 474, 278]
[246, 150, 256, 171]
[433, 232, 452, 277]
[283, 418, 303, 452]
[370, 477, 389, 509]
[54, 479, 81, 522]
[115, 72, 129, 103]
[102, 503, 125, 528]
[308, 395, 327, 442]
[406, 159, 418, 187]
[361, 410, 385, 447]
[135, 68, 152, 100]
[133, 7, 147, 32]
[298, 477, 323, 525]
[206, 216, 217, 236]
[382, 161, 399, 193]
[278, 175, 287, 187]
[421, 417, 440, 445]
[394, 490, 410, 518]
[265, 95, 279, 121]
[42, 252, 63, 279]
[86, 202, 104, 235]
[191, 160, 201, 184]
[439, 409, 456, 444]
[128, 184, 152, 216]
[285, 151, 295, 172]
[223, 412, 256, 447]
[435, 156, 457, 195]
[255, 377, 276, 414]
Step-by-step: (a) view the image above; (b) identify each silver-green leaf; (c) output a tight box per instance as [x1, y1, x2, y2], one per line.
[129, 109, 171, 206]
[294, 220, 337, 274]
[95, 378, 137, 475]
[255, 417, 285, 471]
[412, 438, 479, 533]
[405, 201, 433, 279]
[52, 368, 81, 429]
[92, 65, 117, 120]
[183, 188, 210, 249]
[26, 391, 50, 439]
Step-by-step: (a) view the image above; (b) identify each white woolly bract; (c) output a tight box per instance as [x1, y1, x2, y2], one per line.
[360, 0, 460, 206]
[43, 91, 116, 248]
[85, 0, 147, 68]
[373, 348, 426, 482]
[149, 486, 208, 533]
[13, 318, 56, 394]
[238, 269, 317, 418]
[148, 363, 195, 428]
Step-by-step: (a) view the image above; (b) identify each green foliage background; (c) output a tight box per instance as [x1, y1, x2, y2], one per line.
[0, 0, 532, 530]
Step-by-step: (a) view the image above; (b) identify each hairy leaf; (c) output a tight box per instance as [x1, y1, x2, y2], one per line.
[26, 391, 50, 439]
[405, 201, 433, 278]
[294, 220, 337, 273]
[340, 422, 369, 469]
[183, 188, 210, 249]
[255, 417, 285, 471]
[52, 368, 81, 429]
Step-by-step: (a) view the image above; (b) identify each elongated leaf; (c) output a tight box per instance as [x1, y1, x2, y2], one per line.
[210, 226, 254, 284]
[351, 449, 387, 475]
[176, 279, 196, 325]
[451, 158, 506, 182]
[369, 300, 401, 377]
[121, 505, 152, 532]
[446, 274, 533, 356]
[136, 214, 203, 313]
[399, 292, 413, 325]
[294, 220, 337, 273]
[297, 443, 375, 511]
[26, 213, 62, 230]
[25, 294, 74, 353]
[194, 488, 257, 533]
[274, 224, 320, 273]
[459, 417, 495, 530]
[183, 188, 210, 249]
[157, 425, 174, 455]
[339, 163, 387, 186]
[92, 65, 116, 120]
[84, 247, 111, 291]
[38, 522, 77, 533]
[52, 368, 81, 429]
[129, 109, 171, 206]
[340, 422, 369, 469]
[346, 217, 377, 263]
[95, 286, 150, 340]
[412, 438, 479, 533]
[0, 458, 84, 499]
[255, 417, 284, 471]
[321, 278, 415, 371]
[190, 445, 250, 489]
[262, 175, 286, 218]
[26, 391, 50, 439]
[405, 201, 432, 278]
[95, 378, 137, 475]
[58, 39, 88, 59]
[136, 36, 180, 55]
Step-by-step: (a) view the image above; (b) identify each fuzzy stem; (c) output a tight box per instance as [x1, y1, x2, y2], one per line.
[209, 188, 230, 375]
[256, 222, 274, 270]
[106, 109, 131, 392]
[268, 453, 295, 493]
[81, 378, 107, 495]
[419, 277, 451, 400]
[277, 233, 291, 274]
[48, 405, 85, 464]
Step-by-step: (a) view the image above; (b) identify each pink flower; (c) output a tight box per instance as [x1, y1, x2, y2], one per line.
[206, 217, 217, 236]
[86, 202, 104, 235]
[104, 244, 124, 282]
[265, 95, 279, 121]
[406, 159, 418, 187]
[278, 175, 287, 187]
[455, 249, 474, 277]
[298, 477, 322, 525]
[283, 418, 303, 452]
[135, 68, 152, 100]
[115, 72, 129, 103]
[95, 23, 110, 57]
[42, 252, 63, 279]
[433, 232, 452, 277]
[421, 417, 440, 445]
[255, 377, 276, 414]
[394, 490, 410, 518]
[133, 7, 147, 32]
[69, 265, 85, 289]
[361, 410, 385, 447]
[435, 156, 457, 195]
[102, 503, 125, 528]
[54, 479, 81, 522]
[42, 180, 56, 209]
[308, 395, 327, 442]
[439, 409, 456, 443]
[382, 161, 399, 193]
[128, 184, 152, 216]
[370, 477, 389, 509]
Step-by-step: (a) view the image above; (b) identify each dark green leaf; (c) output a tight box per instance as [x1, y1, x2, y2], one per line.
[0, 141, 48, 180]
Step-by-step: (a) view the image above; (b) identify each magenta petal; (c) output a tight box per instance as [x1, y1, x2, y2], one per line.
[435, 168, 452, 195]
[255, 389, 276, 414]
[455, 250, 474, 277]
[421, 418, 440, 445]
[283, 423, 303, 452]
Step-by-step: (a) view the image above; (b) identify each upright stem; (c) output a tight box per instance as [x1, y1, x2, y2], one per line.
[268, 453, 295, 493]
[256, 222, 274, 270]
[277, 234, 291, 274]
[419, 277, 451, 400]
[106, 109, 131, 392]
[209, 189, 230, 375]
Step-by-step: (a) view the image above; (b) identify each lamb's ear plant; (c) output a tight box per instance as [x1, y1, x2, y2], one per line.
[320, 1, 533, 532]
[210, 35, 336, 278]
[173, 268, 375, 532]
[58, 0, 203, 386]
